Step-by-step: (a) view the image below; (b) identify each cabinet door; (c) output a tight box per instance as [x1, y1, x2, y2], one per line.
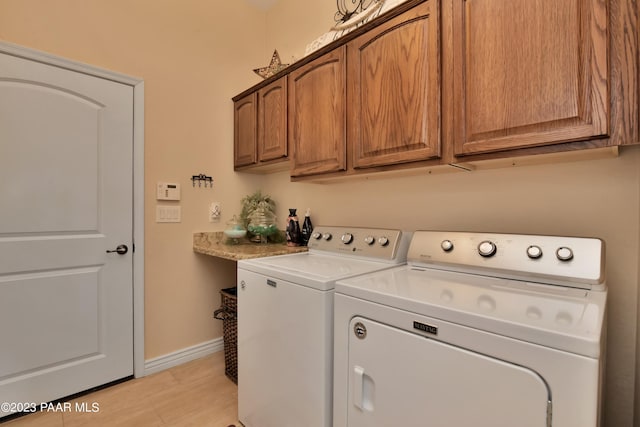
[349, 0, 441, 168]
[453, 0, 608, 156]
[289, 47, 347, 177]
[258, 76, 288, 162]
[234, 92, 257, 168]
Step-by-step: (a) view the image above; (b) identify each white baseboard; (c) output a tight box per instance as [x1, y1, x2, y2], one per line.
[143, 337, 224, 376]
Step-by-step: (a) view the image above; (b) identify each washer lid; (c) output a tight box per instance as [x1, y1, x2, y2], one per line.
[238, 252, 400, 291]
[335, 266, 607, 358]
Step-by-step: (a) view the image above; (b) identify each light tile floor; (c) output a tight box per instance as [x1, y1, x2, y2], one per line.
[2, 352, 238, 427]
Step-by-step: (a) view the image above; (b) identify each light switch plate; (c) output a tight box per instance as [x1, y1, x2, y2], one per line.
[156, 205, 181, 223]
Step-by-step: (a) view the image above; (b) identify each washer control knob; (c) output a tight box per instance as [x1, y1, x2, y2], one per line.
[364, 236, 375, 245]
[322, 233, 332, 241]
[312, 231, 322, 240]
[341, 233, 354, 244]
[556, 247, 574, 261]
[441, 240, 454, 252]
[378, 236, 390, 246]
[478, 240, 497, 257]
[527, 245, 543, 259]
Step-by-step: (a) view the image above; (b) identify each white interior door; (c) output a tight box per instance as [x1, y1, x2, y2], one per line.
[347, 317, 551, 427]
[0, 50, 134, 416]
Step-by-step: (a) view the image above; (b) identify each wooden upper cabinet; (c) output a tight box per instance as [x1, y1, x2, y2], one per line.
[258, 77, 287, 162]
[234, 92, 257, 168]
[453, 0, 609, 156]
[234, 77, 287, 170]
[289, 47, 347, 177]
[349, 0, 441, 168]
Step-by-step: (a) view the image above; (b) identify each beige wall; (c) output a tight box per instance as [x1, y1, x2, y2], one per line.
[265, 0, 337, 62]
[1, 1, 639, 426]
[0, 0, 268, 358]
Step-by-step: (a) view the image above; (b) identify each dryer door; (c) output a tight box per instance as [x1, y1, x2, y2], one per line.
[347, 317, 551, 427]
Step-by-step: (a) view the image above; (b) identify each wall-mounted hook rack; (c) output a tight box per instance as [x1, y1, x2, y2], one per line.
[191, 174, 213, 188]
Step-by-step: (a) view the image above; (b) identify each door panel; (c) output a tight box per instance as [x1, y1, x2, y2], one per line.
[234, 93, 258, 168]
[0, 51, 133, 416]
[349, 0, 441, 168]
[289, 47, 347, 177]
[0, 269, 100, 377]
[347, 317, 550, 427]
[453, 0, 608, 155]
[0, 81, 100, 233]
[258, 76, 288, 162]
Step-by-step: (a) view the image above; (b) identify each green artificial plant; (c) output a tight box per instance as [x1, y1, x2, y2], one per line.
[239, 190, 284, 243]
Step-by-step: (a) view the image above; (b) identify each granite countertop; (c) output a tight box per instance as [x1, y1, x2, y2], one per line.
[193, 232, 308, 261]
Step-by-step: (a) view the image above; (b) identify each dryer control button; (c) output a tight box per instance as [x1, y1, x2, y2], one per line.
[556, 247, 574, 261]
[322, 233, 332, 241]
[527, 245, 543, 259]
[478, 240, 497, 257]
[441, 240, 454, 252]
[341, 233, 354, 244]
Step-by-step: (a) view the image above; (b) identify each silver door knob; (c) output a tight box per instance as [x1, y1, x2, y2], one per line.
[106, 244, 128, 255]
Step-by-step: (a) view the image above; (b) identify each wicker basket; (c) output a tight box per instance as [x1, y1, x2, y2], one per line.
[213, 287, 237, 384]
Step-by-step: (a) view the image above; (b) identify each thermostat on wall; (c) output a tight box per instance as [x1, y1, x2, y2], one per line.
[157, 182, 181, 201]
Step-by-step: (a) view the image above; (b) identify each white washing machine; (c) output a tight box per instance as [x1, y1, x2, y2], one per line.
[333, 231, 607, 427]
[237, 226, 412, 427]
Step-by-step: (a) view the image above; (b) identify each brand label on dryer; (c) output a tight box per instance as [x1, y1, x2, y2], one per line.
[413, 321, 438, 335]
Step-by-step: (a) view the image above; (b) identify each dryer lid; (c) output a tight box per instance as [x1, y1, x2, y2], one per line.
[335, 266, 607, 358]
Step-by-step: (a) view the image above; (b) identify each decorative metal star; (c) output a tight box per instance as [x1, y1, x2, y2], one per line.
[253, 50, 290, 79]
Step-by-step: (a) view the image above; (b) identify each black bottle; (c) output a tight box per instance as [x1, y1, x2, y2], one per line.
[286, 208, 301, 246]
[300, 208, 313, 246]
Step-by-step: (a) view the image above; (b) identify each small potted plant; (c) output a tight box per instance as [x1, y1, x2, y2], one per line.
[240, 191, 283, 243]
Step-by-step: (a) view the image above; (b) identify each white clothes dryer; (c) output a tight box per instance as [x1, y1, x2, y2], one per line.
[333, 231, 607, 427]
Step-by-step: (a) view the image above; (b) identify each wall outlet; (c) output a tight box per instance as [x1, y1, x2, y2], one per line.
[209, 202, 221, 222]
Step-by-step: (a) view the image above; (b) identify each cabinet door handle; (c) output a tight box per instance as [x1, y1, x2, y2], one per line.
[266, 279, 277, 287]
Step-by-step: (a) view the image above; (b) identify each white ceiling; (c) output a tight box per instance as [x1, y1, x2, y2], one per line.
[244, 0, 280, 11]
